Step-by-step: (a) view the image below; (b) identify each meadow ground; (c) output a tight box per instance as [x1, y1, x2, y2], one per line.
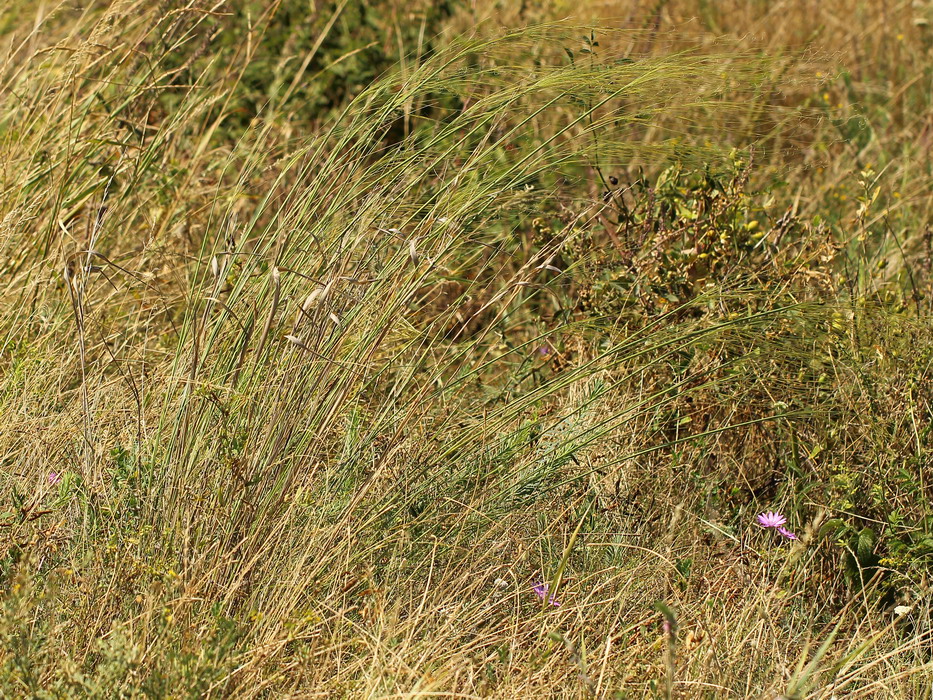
[0, 1, 932, 697]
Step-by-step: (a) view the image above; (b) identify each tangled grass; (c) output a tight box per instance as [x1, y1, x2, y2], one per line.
[0, 1, 931, 697]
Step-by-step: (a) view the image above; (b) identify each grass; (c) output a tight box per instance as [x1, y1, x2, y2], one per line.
[0, 0, 931, 697]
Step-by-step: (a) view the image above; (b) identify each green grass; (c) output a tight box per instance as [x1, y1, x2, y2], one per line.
[0, 1, 931, 697]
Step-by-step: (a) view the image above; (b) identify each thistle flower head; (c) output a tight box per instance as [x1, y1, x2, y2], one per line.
[756, 511, 787, 529]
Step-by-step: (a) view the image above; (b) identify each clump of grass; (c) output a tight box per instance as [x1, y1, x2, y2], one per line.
[0, 1, 931, 697]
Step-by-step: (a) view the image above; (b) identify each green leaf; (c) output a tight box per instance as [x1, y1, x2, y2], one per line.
[856, 527, 876, 564]
[818, 518, 846, 539]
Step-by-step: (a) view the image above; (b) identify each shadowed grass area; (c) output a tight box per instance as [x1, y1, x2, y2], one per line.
[0, 1, 931, 697]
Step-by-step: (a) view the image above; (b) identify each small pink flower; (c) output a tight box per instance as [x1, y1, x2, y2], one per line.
[48, 472, 61, 485]
[756, 511, 786, 529]
[777, 527, 798, 541]
[532, 582, 560, 607]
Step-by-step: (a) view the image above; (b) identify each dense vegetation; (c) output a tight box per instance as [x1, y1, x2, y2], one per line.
[1, 0, 931, 696]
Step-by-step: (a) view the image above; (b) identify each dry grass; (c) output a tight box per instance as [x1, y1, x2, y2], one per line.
[0, 1, 931, 698]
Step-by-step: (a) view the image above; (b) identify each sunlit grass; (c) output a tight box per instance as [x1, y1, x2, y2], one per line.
[0, 1, 930, 697]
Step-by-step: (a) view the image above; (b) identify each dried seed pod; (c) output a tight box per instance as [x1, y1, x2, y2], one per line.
[285, 334, 307, 349]
[302, 288, 323, 312]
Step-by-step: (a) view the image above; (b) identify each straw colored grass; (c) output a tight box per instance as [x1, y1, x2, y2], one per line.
[0, 1, 930, 698]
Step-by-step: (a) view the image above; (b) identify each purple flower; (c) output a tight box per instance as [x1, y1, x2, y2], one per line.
[777, 527, 798, 541]
[537, 345, 551, 357]
[48, 472, 61, 485]
[756, 511, 787, 529]
[532, 582, 560, 607]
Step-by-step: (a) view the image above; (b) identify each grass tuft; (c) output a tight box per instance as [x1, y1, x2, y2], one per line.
[0, 1, 931, 697]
